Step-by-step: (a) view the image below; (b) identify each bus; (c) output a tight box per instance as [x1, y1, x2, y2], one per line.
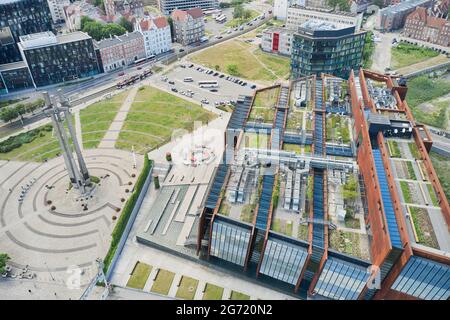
[215, 14, 226, 23]
[134, 55, 156, 65]
[198, 80, 218, 88]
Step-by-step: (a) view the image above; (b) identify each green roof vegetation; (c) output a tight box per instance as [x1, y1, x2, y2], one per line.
[176, 276, 199, 300]
[126, 262, 152, 290]
[151, 269, 175, 296]
[203, 283, 224, 300]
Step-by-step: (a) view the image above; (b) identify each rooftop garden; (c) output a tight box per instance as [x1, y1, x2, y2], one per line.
[429, 151, 450, 201]
[176, 276, 199, 300]
[408, 143, 421, 160]
[151, 269, 175, 296]
[387, 140, 401, 158]
[248, 87, 280, 123]
[329, 230, 369, 261]
[409, 206, 439, 249]
[271, 218, 293, 237]
[203, 283, 224, 300]
[326, 114, 351, 144]
[282, 143, 302, 154]
[285, 110, 304, 131]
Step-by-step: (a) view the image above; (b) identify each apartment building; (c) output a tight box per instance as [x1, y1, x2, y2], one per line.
[377, 0, 433, 31]
[171, 8, 205, 46]
[47, 0, 70, 24]
[403, 7, 450, 47]
[135, 16, 172, 57]
[261, 27, 292, 56]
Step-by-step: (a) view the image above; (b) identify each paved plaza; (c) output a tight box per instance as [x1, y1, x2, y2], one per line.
[0, 149, 143, 290]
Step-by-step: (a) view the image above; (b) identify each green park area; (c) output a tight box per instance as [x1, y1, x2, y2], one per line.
[116, 86, 216, 154]
[80, 90, 129, 149]
[391, 43, 439, 69]
[203, 283, 224, 300]
[405, 75, 450, 129]
[151, 269, 175, 295]
[126, 262, 152, 290]
[176, 276, 199, 300]
[0, 125, 60, 162]
[189, 39, 290, 84]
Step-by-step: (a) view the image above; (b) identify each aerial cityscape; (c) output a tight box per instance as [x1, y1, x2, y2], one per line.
[0, 0, 449, 303]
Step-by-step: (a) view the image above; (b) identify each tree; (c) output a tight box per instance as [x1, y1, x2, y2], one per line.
[101, 23, 127, 39]
[0, 253, 10, 274]
[227, 64, 240, 76]
[233, 4, 244, 19]
[82, 21, 104, 41]
[167, 16, 175, 42]
[0, 107, 19, 123]
[119, 17, 133, 33]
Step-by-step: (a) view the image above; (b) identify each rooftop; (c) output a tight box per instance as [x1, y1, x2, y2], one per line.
[19, 31, 91, 49]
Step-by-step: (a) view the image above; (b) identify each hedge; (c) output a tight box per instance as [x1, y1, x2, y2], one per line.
[103, 156, 153, 273]
[0, 124, 52, 153]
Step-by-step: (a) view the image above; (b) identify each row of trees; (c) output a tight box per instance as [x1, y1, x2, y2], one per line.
[327, 0, 350, 12]
[0, 253, 10, 274]
[80, 16, 133, 42]
[0, 99, 45, 124]
[233, 4, 253, 20]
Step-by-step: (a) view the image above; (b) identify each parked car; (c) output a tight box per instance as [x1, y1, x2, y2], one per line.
[179, 48, 185, 52]
[201, 99, 209, 104]
[171, 87, 178, 92]
[168, 80, 175, 85]
[213, 72, 219, 76]
[219, 74, 225, 78]
[188, 64, 194, 68]
[210, 89, 218, 92]
[250, 85, 256, 89]
[118, 72, 125, 76]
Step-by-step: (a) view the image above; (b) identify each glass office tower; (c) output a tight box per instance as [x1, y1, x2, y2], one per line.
[291, 22, 366, 80]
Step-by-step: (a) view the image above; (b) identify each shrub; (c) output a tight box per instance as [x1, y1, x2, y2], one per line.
[103, 157, 153, 273]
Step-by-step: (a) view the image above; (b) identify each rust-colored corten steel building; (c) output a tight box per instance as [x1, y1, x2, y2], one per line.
[197, 69, 450, 300]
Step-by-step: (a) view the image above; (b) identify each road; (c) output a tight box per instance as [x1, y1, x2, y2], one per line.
[0, 11, 272, 140]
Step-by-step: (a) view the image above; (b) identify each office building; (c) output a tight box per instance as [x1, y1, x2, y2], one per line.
[0, 0, 53, 65]
[18, 31, 101, 87]
[286, 5, 363, 32]
[290, 21, 365, 79]
[377, 0, 433, 31]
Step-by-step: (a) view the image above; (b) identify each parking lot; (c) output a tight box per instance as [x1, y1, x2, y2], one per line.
[153, 63, 256, 108]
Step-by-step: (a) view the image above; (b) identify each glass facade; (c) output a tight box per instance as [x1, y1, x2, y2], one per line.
[22, 39, 101, 87]
[259, 235, 308, 285]
[0, 0, 53, 64]
[291, 28, 365, 80]
[391, 256, 450, 300]
[210, 218, 251, 267]
[0, 66, 34, 93]
[314, 256, 370, 300]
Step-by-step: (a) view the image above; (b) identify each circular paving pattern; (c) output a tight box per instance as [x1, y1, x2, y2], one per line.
[0, 149, 142, 285]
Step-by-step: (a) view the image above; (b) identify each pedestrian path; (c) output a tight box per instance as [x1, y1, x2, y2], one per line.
[98, 86, 138, 149]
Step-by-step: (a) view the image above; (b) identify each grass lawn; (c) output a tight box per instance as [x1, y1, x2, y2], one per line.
[176, 276, 199, 300]
[189, 39, 290, 83]
[203, 283, 224, 300]
[391, 43, 439, 69]
[429, 151, 450, 201]
[79, 90, 129, 149]
[126, 262, 152, 290]
[218, 201, 231, 216]
[344, 216, 361, 229]
[240, 203, 256, 223]
[151, 269, 175, 296]
[225, 10, 259, 28]
[117, 86, 216, 154]
[230, 291, 250, 300]
[405, 75, 450, 129]
[0, 125, 61, 162]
